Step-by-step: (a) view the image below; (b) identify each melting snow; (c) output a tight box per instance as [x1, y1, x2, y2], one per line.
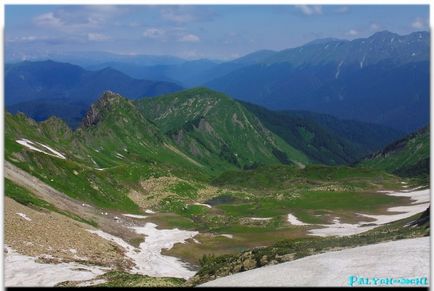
[88, 222, 198, 279]
[359, 55, 366, 69]
[115, 152, 125, 159]
[335, 61, 344, 79]
[16, 139, 66, 159]
[145, 209, 156, 214]
[16, 213, 31, 221]
[250, 217, 272, 221]
[308, 188, 430, 237]
[287, 214, 310, 226]
[122, 214, 148, 219]
[219, 234, 233, 239]
[193, 203, 212, 209]
[4, 247, 106, 287]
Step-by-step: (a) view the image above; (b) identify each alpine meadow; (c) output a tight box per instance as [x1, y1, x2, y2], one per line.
[3, 4, 431, 287]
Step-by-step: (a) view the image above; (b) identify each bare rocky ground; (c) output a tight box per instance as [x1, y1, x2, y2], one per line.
[4, 197, 130, 268]
[5, 161, 143, 242]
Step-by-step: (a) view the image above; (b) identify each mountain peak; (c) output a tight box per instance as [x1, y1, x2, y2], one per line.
[81, 91, 126, 127]
[369, 30, 399, 40]
[100, 90, 124, 102]
[304, 37, 345, 46]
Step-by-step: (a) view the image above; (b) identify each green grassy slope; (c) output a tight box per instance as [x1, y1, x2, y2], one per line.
[5, 92, 211, 212]
[242, 102, 404, 165]
[137, 88, 310, 171]
[359, 126, 429, 182]
[4, 89, 309, 213]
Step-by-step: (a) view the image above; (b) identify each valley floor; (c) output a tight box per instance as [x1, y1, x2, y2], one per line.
[200, 237, 430, 287]
[3, 159, 430, 287]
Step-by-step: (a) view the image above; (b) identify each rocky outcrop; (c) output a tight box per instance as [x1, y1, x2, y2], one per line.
[81, 91, 124, 127]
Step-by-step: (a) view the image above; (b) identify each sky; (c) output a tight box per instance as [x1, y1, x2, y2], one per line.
[5, 5, 430, 61]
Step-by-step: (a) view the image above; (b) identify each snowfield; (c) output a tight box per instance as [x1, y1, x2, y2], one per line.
[16, 139, 66, 159]
[89, 222, 199, 279]
[308, 188, 430, 237]
[200, 237, 430, 287]
[4, 247, 106, 287]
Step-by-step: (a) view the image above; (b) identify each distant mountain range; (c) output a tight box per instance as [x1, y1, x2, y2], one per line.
[6, 88, 403, 169]
[5, 30, 429, 133]
[5, 60, 182, 127]
[206, 31, 430, 133]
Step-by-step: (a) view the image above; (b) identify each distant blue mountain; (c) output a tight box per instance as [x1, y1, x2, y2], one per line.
[84, 51, 276, 87]
[5, 60, 182, 127]
[206, 31, 430, 133]
[5, 31, 430, 133]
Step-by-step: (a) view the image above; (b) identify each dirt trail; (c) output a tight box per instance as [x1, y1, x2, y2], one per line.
[4, 161, 139, 241]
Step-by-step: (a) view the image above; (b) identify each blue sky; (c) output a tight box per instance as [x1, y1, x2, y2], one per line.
[5, 5, 430, 60]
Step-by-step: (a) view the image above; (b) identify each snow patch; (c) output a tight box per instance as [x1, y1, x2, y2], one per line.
[122, 214, 148, 219]
[335, 61, 344, 79]
[193, 203, 212, 209]
[115, 152, 125, 159]
[16, 213, 31, 221]
[16, 139, 66, 160]
[250, 217, 272, 221]
[219, 234, 233, 239]
[287, 213, 310, 226]
[308, 188, 430, 237]
[4, 247, 106, 287]
[88, 222, 198, 279]
[359, 55, 366, 69]
[200, 237, 429, 287]
[145, 209, 156, 214]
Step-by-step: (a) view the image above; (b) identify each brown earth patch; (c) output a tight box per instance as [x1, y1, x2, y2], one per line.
[4, 197, 132, 269]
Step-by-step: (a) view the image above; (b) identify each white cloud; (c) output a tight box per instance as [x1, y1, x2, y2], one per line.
[411, 17, 425, 29]
[143, 28, 166, 39]
[178, 33, 200, 43]
[295, 5, 322, 16]
[33, 5, 128, 32]
[347, 29, 359, 36]
[34, 12, 63, 28]
[87, 33, 110, 41]
[370, 23, 380, 31]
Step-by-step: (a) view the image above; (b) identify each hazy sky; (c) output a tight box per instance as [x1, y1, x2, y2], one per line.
[5, 5, 430, 60]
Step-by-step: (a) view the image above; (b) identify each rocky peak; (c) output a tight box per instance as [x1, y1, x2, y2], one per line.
[81, 91, 125, 127]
